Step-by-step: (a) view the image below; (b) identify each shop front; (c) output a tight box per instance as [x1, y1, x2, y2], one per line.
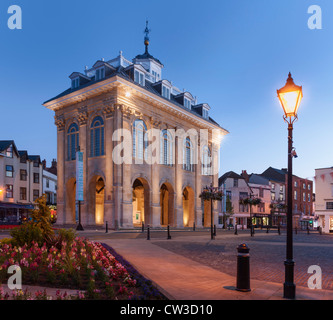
[0, 202, 34, 224]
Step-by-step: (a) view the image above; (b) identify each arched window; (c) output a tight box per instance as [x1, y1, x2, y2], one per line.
[160, 130, 173, 166]
[202, 145, 212, 175]
[183, 137, 194, 172]
[67, 123, 79, 161]
[133, 119, 147, 160]
[90, 116, 104, 157]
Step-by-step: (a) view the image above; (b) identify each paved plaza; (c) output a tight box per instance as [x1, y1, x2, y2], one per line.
[86, 228, 333, 299]
[1, 227, 332, 300]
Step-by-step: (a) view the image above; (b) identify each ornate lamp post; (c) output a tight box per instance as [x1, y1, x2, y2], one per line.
[199, 185, 223, 240]
[277, 72, 303, 299]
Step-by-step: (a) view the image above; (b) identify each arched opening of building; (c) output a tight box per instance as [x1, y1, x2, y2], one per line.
[132, 178, 150, 226]
[183, 187, 195, 227]
[95, 177, 105, 225]
[160, 183, 174, 227]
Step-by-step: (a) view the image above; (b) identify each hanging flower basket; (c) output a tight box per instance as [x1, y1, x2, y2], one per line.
[239, 197, 262, 206]
[199, 186, 223, 201]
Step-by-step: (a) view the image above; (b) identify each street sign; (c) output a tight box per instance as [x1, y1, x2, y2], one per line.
[76, 151, 84, 201]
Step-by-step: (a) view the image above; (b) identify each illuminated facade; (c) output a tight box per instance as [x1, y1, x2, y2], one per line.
[43, 25, 228, 228]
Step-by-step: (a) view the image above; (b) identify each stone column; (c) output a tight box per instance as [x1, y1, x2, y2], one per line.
[150, 118, 162, 228]
[54, 114, 66, 225]
[103, 101, 115, 229]
[113, 104, 123, 229]
[120, 105, 134, 228]
[174, 132, 184, 228]
[212, 143, 219, 226]
[195, 137, 203, 228]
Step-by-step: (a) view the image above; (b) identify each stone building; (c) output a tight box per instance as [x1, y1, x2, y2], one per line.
[314, 167, 333, 233]
[43, 25, 228, 229]
[0, 140, 43, 222]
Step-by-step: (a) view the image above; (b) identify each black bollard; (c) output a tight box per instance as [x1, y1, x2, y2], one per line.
[193, 222, 196, 232]
[142, 221, 144, 233]
[319, 226, 322, 235]
[147, 225, 150, 240]
[214, 224, 216, 237]
[236, 243, 251, 292]
[234, 224, 238, 235]
[278, 224, 281, 235]
[307, 226, 310, 235]
[167, 225, 172, 240]
[105, 221, 108, 233]
[266, 226, 269, 234]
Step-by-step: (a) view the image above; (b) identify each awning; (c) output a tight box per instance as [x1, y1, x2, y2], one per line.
[0, 202, 34, 210]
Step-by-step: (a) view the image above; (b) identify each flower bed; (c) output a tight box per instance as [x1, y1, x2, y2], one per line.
[0, 238, 166, 300]
[0, 225, 20, 230]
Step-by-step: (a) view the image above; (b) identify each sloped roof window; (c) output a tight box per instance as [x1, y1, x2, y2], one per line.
[184, 98, 191, 109]
[134, 70, 145, 86]
[96, 67, 105, 81]
[71, 78, 80, 89]
[162, 85, 170, 99]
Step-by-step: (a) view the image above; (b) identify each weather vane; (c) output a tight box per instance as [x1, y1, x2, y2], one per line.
[144, 20, 151, 53]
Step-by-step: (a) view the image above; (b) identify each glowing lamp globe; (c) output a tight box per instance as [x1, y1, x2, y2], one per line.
[277, 73, 303, 118]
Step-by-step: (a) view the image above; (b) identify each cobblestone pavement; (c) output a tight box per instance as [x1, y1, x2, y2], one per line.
[151, 230, 333, 290]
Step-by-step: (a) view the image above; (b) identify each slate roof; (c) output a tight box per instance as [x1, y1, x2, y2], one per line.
[219, 171, 244, 186]
[261, 167, 287, 183]
[0, 140, 19, 157]
[0, 140, 14, 152]
[249, 174, 270, 186]
[44, 65, 227, 131]
[134, 51, 163, 66]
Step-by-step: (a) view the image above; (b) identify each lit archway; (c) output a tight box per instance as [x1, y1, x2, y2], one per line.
[160, 183, 174, 227]
[132, 178, 151, 226]
[183, 187, 195, 227]
[95, 177, 105, 225]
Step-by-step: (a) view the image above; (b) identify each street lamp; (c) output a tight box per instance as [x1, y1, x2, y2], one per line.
[277, 72, 303, 299]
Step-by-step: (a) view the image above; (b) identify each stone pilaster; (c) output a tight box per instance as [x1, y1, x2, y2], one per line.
[103, 100, 115, 228]
[55, 114, 66, 225]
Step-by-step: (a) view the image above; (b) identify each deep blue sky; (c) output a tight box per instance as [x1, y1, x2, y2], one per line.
[0, 0, 332, 181]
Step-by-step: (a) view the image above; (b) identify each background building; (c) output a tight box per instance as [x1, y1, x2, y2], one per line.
[261, 167, 314, 228]
[218, 171, 251, 229]
[314, 167, 333, 233]
[0, 140, 43, 223]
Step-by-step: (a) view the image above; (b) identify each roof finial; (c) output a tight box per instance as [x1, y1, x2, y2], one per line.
[144, 19, 150, 54]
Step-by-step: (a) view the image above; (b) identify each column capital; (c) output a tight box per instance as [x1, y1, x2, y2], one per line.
[77, 106, 88, 126]
[54, 114, 65, 131]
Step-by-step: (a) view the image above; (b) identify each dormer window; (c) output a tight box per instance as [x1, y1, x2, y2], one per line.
[184, 98, 191, 109]
[134, 70, 145, 86]
[95, 67, 105, 81]
[6, 145, 13, 158]
[162, 85, 170, 99]
[71, 78, 80, 89]
[152, 70, 160, 82]
[202, 108, 209, 119]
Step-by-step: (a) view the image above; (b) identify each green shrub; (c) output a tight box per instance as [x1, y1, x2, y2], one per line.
[10, 223, 44, 247]
[0, 238, 13, 246]
[57, 228, 76, 245]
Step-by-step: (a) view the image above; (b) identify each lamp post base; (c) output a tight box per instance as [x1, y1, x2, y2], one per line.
[283, 259, 296, 299]
[76, 223, 84, 231]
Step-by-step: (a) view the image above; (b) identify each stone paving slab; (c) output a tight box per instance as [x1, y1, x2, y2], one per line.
[101, 238, 333, 300]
